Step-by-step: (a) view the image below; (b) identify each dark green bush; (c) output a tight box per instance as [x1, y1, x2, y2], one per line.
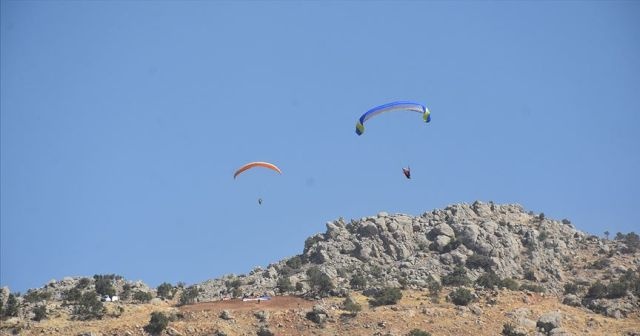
[590, 258, 611, 270]
[276, 277, 293, 293]
[24, 290, 52, 303]
[442, 266, 470, 286]
[133, 291, 153, 303]
[63, 287, 82, 303]
[449, 287, 473, 306]
[563, 283, 579, 295]
[94, 277, 116, 297]
[144, 311, 169, 335]
[286, 256, 303, 269]
[407, 329, 432, 336]
[73, 292, 105, 320]
[500, 278, 520, 290]
[295, 282, 304, 292]
[519, 283, 546, 293]
[350, 273, 367, 289]
[179, 286, 200, 306]
[606, 281, 628, 299]
[342, 296, 362, 315]
[585, 282, 607, 299]
[156, 283, 174, 299]
[476, 272, 501, 288]
[2, 294, 19, 317]
[306, 266, 334, 296]
[77, 278, 91, 289]
[466, 254, 494, 270]
[369, 287, 402, 307]
[32, 305, 47, 321]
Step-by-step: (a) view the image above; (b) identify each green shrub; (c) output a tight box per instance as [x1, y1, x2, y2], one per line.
[277, 277, 293, 293]
[350, 273, 367, 289]
[121, 283, 132, 300]
[606, 281, 628, 299]
[295, 282, 304, 292]
[2, 294, 19, 317]
[133, 291, 153, 303]
[466, 254, 494, 270]
[73, 292, 105, 320]
[63, 287, 82, 303]
[156, 283, 174, 299]
[32, 305, 47, 321]
[342, 296, 362, 315]
[426, 275, 442, 297]
[618, 232, 640, 253]
[144, 311, 169, 335]
[476, 272, 501, 288]
[449, 287, 473, 306]
[24, 290, 52, 303]
[519, 283, 546, 293]
[306, 266, 334, 296]
[523, 269, 536, 281]
[538, 231, 549, 241]
[586, 281, 607, 299]
[94, 277, 116, 297]
[304, 235, 323, 253]
[179, 286, 200, 306]
[564, 283, 579, 295]
[77, 278, 91, 289]
[407, 329, 432, 336]
[285, 255, 303, 269]
[225, 279, 243, 289]
[369, 287, 402, 307]
[442, 266, 470, 286]
[590, 258, 611, 270]
[500, 278, 519, 290]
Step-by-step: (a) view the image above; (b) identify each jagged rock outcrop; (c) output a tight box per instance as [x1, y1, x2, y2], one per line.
[194, 202, 639, 319]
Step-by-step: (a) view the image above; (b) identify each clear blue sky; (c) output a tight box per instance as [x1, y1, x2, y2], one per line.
[2, 1, 639, 293]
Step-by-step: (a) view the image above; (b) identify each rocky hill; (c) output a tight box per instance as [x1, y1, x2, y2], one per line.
[1, 202, 639, 335]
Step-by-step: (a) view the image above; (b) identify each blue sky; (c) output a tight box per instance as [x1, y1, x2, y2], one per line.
[1, 1, 639, 293]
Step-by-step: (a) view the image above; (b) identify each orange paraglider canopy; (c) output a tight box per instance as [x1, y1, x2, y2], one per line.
[233, 162, 282, 179]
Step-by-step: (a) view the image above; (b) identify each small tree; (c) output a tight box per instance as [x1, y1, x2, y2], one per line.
[306, 266, 334, 296]
[156, 283, 174, 299]
[350, 273, 367, 290]
[564, 283, 579, 295]
[286, 255, 303, 269]
[3, 293, 19, 317]
[449, 288, 473, 306]
[342, 296, 362, 315]
[94, 277, 116, 297]
[144, 311, 169, 335]
[277, 276, 294, 293]
[179, 286, 200, 306]
[466, 254, 494, 270]
[369, 287, 402, 307]
[32, 305, 47, 321]
[73, 292, 105, 320]
[476, 272, 501, 288]
[133, 291, 153, 303]
[442, 266, 470, 286]
[604, 231, 610, 240]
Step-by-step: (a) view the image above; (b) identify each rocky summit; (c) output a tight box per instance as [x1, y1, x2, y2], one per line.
[1, 202, 639, 336]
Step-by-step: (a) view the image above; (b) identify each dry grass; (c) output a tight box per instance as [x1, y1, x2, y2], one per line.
[4, 289, 639, 336]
